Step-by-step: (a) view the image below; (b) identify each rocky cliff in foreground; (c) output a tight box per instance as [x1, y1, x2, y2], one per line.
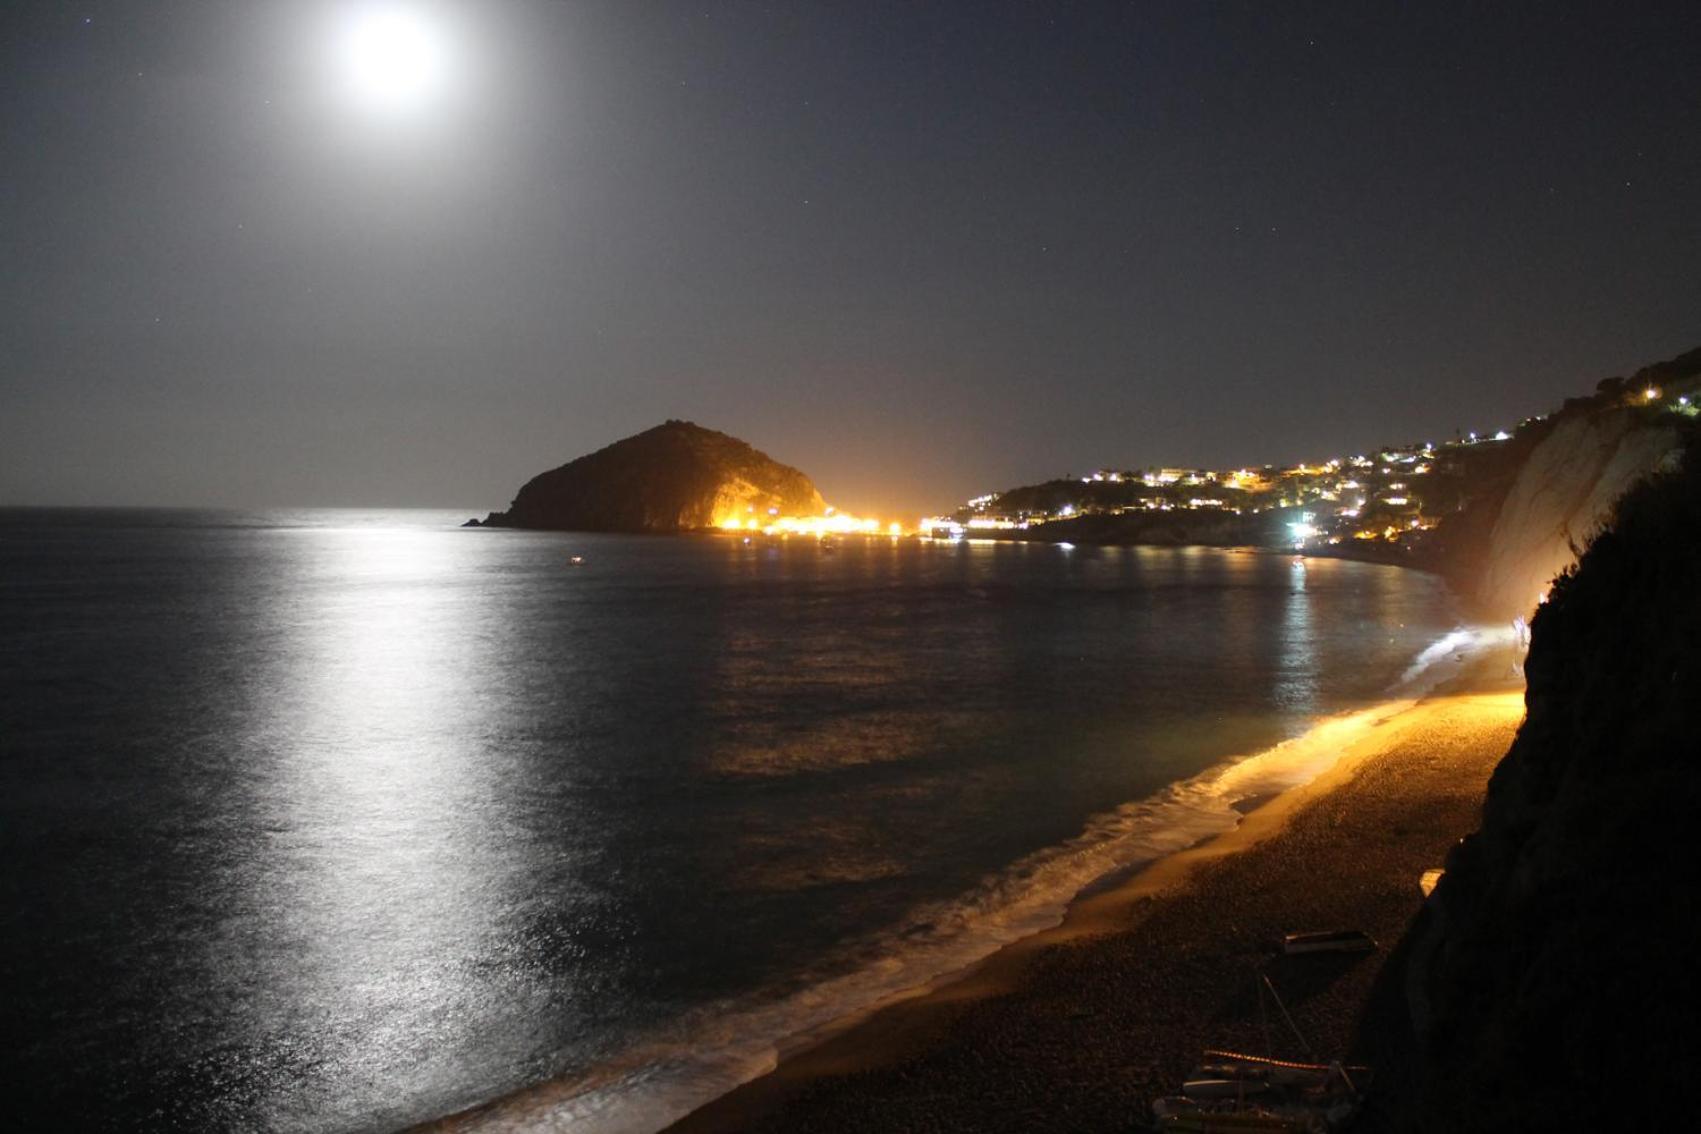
[478, 421, 826, 533]
[1394, 439, 1701, 1130]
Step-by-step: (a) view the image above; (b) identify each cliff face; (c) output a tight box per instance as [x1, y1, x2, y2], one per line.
[1473, 412, 1682, 617]
[482, 421, 826, 533]
[1426, 347, 1701, 620]
[1402, 446, 1701, 1129]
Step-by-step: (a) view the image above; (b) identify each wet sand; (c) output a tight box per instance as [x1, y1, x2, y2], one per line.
[668, 677, 1525, 1133]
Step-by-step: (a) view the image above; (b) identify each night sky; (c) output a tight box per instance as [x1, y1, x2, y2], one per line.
[3, 1, 1697, 519]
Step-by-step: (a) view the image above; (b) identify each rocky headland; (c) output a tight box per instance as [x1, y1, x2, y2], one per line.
[475, 420, 825, 534]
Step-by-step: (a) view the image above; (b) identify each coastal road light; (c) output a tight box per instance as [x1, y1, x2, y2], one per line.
[1289, 514, 1319, 549]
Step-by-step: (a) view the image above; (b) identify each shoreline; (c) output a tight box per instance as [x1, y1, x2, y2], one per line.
[414, 634, 1522, 1134]
[663, 652, 1525, 1133]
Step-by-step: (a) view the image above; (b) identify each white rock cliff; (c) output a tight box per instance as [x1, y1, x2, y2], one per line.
[1477, 410, 1681, 618]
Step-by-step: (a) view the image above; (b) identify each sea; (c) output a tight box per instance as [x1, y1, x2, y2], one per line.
[0, 507, 1486, 1132]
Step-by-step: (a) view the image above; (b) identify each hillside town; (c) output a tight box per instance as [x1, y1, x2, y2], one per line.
[923, 377, 1700, 552]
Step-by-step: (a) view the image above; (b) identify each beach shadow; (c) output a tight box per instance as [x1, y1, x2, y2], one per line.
[1265, 951, 1374, 1000]
[1346, 906, 1430, 1132]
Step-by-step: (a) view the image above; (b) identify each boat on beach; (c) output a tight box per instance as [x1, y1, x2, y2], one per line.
[1280, 929, 1376, 955]
[1153, 1055, 1366, 1133]
[1152, 978, 1367, 1132]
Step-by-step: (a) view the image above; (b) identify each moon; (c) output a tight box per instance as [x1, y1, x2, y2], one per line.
[334, 4, 451, 115]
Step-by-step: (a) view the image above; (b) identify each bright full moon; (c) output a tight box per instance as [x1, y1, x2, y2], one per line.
[335, 4, 451, 115]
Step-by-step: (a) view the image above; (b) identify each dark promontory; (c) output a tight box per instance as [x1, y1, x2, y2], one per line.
[1392, 434, 1701, 1130]
[478, 420, 826, 533]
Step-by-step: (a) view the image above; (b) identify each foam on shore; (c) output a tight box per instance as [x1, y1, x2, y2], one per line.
[425, 624, 1512, 1134]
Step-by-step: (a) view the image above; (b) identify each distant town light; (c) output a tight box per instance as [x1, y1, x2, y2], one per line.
[1289, 514, 1318, 549]
[1644, 386, 1661, 401]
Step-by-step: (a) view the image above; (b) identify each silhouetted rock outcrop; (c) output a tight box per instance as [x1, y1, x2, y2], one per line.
[1397, 437, 1701, 1130]
[481, 421, 825, 533]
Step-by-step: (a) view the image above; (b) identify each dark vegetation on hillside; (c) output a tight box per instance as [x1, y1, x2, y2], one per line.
[1383, 439, 1701, 1130]
[967, 506, 1284, 547]
[992, 479, 1263, 518]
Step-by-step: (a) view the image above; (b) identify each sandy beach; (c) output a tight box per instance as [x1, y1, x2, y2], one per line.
[667, 669, 1526, 1133]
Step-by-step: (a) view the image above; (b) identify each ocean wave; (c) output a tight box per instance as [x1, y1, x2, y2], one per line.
[1391, 624, 1512, 697]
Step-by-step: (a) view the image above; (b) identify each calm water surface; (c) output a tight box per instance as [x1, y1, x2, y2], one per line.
[0, 508, 1464, 1130]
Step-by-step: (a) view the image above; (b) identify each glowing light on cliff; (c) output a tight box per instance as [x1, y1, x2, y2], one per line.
[720, 508, 903, 537]
[765, 514, 882, 536]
